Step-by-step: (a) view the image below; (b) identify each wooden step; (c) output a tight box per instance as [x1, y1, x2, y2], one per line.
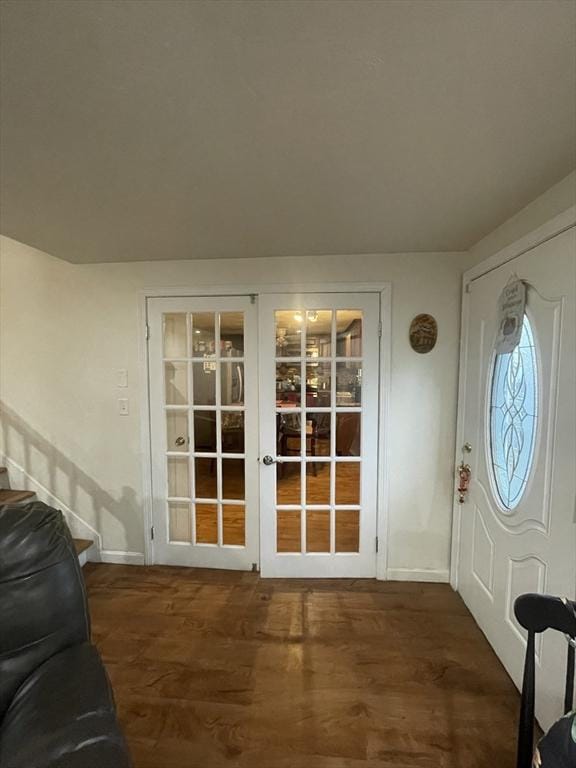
[0, 489, 36, 504]
[0, 491, 94, 562]
[73, 538, 93, 556]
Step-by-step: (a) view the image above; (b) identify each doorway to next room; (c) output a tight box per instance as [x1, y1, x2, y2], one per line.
[147, 290, 386, 578]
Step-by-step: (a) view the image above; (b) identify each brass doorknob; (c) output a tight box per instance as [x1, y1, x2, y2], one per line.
[175, 436, 186, 446]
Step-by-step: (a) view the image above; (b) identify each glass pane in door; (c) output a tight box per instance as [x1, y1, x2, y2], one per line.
[195, 457, 217, 498]
[191, 313, 215, 357]
[306, 362, 331, 407]
[221, 363, 244, 405]
[305, 412, 331, 457]
[277, 510, 301, 553]
[336, 362, 362, 406]
[277, 413, 301, 456]
[167, 457, 190, 498]
[305, 463, 330, 504]
[221, 412, 244, 453]
[335, 510, 360, 553]
[163, 314, 188, 358]
[275, 311, 303, 357]
[169, 501, 191, 543]
[165, 362, 188, 405]
[220, 312, 244, 355]
[335, 462, 361, 505]
[276, 362, 301, 407]
[336, 413, 360, 456]
[336, 310, 362, 356]
[166, 410, 189, 452]
[222, 504, 245, 545]
[306, 310, 332, 357]
[192, 363, 216, 405]
[222, 459, 245, 499]
[194, 411, 217, 452]
[276, 463, 301, 505]
[196, 504, 218, 544]
[306, 510, 330, 552]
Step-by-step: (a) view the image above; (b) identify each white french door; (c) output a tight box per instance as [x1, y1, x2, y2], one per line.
[148, 291, 383, 578]
[148, 296, 259, 570]
[258, 293, 380, 578]
[455, 228, 576, 730]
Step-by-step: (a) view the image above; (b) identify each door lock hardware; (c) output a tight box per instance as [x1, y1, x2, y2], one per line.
[457, 462, 472, 503]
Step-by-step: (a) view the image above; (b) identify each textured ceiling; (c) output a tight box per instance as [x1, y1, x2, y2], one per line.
[0, 0, 575, 263]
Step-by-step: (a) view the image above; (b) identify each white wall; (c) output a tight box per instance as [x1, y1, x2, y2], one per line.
[0, 239, 464, 578]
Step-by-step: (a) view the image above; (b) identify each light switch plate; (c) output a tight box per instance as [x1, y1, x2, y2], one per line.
[117, 369, 128, 388]
[118, 398, 129, 415]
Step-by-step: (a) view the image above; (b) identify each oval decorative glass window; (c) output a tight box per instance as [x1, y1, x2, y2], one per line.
[489, 314, 538, 510]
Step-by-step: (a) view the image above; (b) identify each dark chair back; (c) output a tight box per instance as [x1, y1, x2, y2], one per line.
[0, 502, 90, 720]
[514, 593, 576, 768]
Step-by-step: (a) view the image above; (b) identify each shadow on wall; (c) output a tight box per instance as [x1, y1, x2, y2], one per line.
[0, 400, 139, 553]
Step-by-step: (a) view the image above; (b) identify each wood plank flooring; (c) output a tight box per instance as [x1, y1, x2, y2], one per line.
[84, 564, 520, 768]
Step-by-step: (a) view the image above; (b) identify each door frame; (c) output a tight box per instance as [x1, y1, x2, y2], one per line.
[450, 206, 576, 589]
[139, 281, 392, 577]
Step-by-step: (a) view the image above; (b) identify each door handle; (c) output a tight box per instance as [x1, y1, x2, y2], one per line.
[175, 436, 186, 447]
[262, 455, 276, 466]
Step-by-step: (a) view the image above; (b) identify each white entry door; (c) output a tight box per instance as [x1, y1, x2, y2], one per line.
[148, 296, 259, 570]
[259, 293, 380, 578]
[455, 228, 576, 730]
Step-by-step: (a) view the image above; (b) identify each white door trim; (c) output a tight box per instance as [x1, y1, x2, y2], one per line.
[140, 281, 392, 576]
[138, 281, 392, 299]
[450, 208, 576, 589]
[377, 285, 392, 580]
[139, 294, 155, 566]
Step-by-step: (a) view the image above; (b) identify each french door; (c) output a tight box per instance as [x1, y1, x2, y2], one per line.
[149, 291, 381, 578]
[148, 296, 259, 570]
[455, 228, 576, 730]
[259, 293, 380, 577]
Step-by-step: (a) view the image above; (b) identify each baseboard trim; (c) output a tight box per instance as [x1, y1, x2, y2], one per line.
[96, 550, 145, 566]
[386, 568, 450, 583]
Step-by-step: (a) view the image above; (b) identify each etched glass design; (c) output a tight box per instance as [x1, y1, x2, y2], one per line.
[489, 314, 538, 510]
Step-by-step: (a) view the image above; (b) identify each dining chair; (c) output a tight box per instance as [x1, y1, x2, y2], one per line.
[514, 593, 576, 768]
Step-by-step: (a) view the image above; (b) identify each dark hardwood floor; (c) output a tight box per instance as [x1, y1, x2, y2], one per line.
[84, 564, 519, 767]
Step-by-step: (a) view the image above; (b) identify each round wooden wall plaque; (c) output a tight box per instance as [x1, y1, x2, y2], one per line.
[409, 314, 438, 353]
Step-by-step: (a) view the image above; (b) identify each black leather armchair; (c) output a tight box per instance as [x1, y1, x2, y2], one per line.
[0, 501, 131, 768]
